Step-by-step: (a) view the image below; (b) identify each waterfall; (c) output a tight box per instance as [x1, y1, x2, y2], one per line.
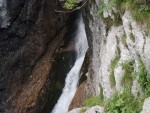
[51, 14, 88, 113]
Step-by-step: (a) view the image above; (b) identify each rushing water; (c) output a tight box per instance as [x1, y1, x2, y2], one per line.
[51, 14, 88, 113]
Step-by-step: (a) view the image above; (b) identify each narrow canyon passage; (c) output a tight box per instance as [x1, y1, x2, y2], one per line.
[51, 13, 88, 113]
[1, 0, 150, 113]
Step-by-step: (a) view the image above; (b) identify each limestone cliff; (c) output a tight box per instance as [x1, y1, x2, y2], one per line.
[1, 0, 150, 113]
[69, 0, 150, 113]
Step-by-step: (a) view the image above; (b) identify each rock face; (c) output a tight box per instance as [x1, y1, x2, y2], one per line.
[69, 106, 105, 113]
[0, 0, 78, 113]
[70, 0, 150, 112]
[141, 97, 150, 113]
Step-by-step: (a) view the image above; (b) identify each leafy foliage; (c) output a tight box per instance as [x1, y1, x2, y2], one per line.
[98, 0, 150, 28]
[97, 0, 116, 16]
[83, 59, 146, 113]
[63, 0, 79, 10]
[84, 88, 143, 113]
[106, 90, 143, 113]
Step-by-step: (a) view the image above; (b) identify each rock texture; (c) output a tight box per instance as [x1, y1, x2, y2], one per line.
[70, 0, 150, 112]
[69, 106, 104, 113]
[0, 0, 78, 113]
[141, 97, 150, 113]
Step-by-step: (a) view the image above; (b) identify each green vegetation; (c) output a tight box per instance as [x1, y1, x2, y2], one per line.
[83, 96, 104, 107]
[136, 57, 150, 96]
[84, 88, 143, 113]
[99, 84, 104, 100]
[109, 55, 120, 87]
[106, 89, 143, 113]
[113, 12, 123, 26]
[106, 60, 144, 113]
[63, 0, 79, 10]
[121, 60, 134, 87]
[80, 108, 87, 113]
[83, 58, 149, 113]
[97, 0, 116, 16]
[121, 32, 127, 47]
[98, 0, 150, 28]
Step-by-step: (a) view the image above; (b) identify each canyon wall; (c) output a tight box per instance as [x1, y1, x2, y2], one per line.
[0, 0, 77, 113]
[69, 0, 150, 112]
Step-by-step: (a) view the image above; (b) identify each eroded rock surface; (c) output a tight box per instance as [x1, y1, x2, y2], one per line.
[141, 97, 150, 113]
[69, 106, 104, 113]
[0, 0, 77, 113]
[70, 0, 150, 111]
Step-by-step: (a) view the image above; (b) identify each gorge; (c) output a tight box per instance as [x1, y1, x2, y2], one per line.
[52, 14, 88, 113]
[1, 0, 150, 113]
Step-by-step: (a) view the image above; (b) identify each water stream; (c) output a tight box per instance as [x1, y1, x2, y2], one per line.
[51, 14, 88, 113]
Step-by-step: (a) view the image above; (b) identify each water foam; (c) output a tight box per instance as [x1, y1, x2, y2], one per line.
[51, 14, 88, 113]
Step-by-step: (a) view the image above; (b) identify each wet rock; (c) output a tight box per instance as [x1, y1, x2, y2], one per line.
[0, 0, 76, 113]
[69, 48, 91, 110]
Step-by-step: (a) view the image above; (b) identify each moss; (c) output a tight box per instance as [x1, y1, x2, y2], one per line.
[83, 96, 104, 107]
[121, 32, 127, 47]
[121, 60, 134, 88]
[99, 83, 104, 100]
[136, 57, 150, 96]
[109, 55, 120, 87]
[116, 36, 121, 55]
[80, 108, 87, 113]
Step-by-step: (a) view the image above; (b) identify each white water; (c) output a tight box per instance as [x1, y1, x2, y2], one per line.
[51, 15, 88, 113]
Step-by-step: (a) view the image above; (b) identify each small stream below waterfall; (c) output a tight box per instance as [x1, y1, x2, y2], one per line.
[51, 13, 88, 113]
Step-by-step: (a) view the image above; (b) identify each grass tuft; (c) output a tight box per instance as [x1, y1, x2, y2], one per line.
[121, 60, 134, 87]
[105, 88, 143, 113]
[109, 55, 120, 87]
[98, 0, 150, 28]
[83, 96, 104, 107]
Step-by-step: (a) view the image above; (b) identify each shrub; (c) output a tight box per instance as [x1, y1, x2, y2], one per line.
[106, 89, 143, 113]
[98, 0, 150, 28]
[63, 0, 78, 9]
